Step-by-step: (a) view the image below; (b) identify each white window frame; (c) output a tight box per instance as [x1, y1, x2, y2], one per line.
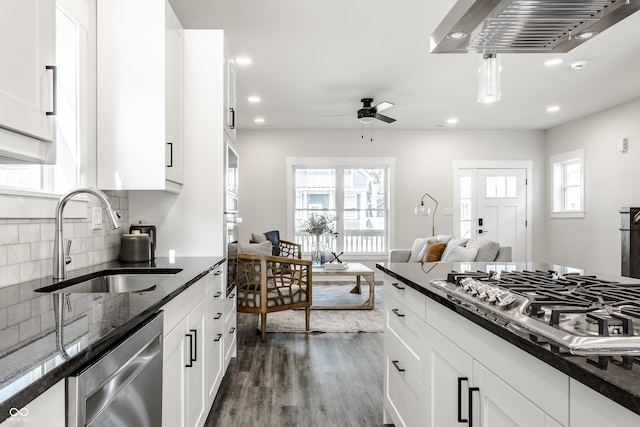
[550, 149, 585, 219]
[0, 0, 93, 219]
[286, 157, 395, 260]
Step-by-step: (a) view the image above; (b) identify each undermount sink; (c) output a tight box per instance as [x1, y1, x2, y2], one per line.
[35, 268, 183, 293]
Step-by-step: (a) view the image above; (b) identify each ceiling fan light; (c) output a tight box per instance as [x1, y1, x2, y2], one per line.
[358, 116, 374, 124]
[478, 53, 501, 104]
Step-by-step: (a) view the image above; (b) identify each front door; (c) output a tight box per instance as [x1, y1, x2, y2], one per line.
[454, 165, 529, 261]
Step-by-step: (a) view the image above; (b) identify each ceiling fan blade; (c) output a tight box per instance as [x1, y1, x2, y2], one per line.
[371, 101, 394, 113]
[375, 113, 396, 123]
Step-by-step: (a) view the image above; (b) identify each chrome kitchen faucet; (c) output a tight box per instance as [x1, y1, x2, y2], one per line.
[53, 186, 121, 279]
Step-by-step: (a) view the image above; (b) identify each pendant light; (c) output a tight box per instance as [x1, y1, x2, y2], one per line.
[478, 53, 501, 104]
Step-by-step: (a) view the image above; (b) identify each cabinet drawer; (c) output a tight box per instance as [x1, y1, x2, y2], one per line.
[386, 327, 425, 385]
[162, 279, 206, 335]
[386, 294, 427, 371]
[384, 279, 426, 321]
[386, 344, 426, 427]
[206, 268, 224, 296]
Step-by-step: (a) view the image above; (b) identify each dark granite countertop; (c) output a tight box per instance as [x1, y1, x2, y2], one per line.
[0, 256, 225, 423]
[376, 261, 640, 417]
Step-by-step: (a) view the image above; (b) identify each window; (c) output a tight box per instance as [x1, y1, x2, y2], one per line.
[288, 158, 393, 257]
[0, 0, 87, 194]
[551, 149, 584, 218]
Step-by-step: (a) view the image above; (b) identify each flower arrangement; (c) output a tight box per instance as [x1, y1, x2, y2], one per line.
[300, 212, 338, 237]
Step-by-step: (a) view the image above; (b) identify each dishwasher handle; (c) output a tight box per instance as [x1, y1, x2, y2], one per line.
[85, 332, 163, 424]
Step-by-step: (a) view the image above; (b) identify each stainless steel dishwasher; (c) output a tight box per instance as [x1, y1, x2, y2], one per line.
[67, 312, 164, 427]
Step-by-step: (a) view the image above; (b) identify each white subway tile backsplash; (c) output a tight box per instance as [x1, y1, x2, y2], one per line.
[0, 224, 19, 245]
[7, 301, 30, 326]
[0, 191, 128, 288]
[18, 223, 40, 243]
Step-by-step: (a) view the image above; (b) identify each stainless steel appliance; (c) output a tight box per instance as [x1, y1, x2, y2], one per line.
[67, 313, 163, 427]
[225, 142, 241, 296]
[431, 270, 640, 367]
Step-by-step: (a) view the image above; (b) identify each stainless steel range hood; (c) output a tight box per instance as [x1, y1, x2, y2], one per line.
[431, 0, 640, 54]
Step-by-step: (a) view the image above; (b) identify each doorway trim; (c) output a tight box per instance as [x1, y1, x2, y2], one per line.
[453, 160, 533, 262]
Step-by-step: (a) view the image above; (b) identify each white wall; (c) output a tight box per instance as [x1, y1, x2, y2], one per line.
[237, 129, 546, 262]
[545, 97, 640, 275]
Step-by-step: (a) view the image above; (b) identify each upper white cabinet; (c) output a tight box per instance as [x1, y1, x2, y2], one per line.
[97, 0, 184, 192]
[223, 43, 236, 142]
[0, 0, 56, 163]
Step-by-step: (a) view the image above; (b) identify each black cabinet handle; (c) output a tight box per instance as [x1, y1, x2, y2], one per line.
[185, 332, 194, 367]
[229, 108, 235, 129]
[229, 293, 235, 299]
[191, 328, 197, 362]
[468, 387, 480, 427]
[214, 333, 223, 342]
[392, 360, 405, 372]
[392, 282, 405, 290]
[214, 312, 222, 320]
[213, 291, 222, 298]
[458, 377, 469, 422]
[214, 269, 222, 275]
[166, 142, 173, 167]
[391, 308, 405, 318]
[229, 327, 236, 334]
[46, 65, 57, 116]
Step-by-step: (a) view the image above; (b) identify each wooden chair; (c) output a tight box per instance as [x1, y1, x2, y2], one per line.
[230, 253, 312, 341]
[277, 239, 302, 259]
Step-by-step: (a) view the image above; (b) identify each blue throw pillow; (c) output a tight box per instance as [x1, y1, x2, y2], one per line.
[263, 230, 281, 256]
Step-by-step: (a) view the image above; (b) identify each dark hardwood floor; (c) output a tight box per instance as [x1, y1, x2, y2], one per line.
[205, 311, 384, 426]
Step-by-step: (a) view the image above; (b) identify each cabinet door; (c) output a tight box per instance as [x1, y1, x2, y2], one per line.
[164, 1, 184, 185]
[0, 0, 55, 143]
[223, 42, 236, 139]
[474, 361, 560, 427]
[185, 301, 206, 427]
[426, 325, 473, 427]
[569, 379, 640, 427]
[163, 319, 187, 427]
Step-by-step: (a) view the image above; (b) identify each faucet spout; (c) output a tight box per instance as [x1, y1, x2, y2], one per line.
[53, 186, 121, 279]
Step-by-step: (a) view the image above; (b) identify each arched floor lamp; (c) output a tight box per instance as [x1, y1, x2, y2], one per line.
[415, 192, 438, 236]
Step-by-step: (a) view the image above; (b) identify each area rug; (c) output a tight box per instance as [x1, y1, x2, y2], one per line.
[258, 282, 383, 334]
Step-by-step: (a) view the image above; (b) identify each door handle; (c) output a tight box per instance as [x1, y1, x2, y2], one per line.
[166, 142, 173, 167]
[46, 65, 57, 116]
[457, 377, 469, 422]
[468, 387, 480, 427]
[391, 308, 405, 318]
[229, 108, 235, 129]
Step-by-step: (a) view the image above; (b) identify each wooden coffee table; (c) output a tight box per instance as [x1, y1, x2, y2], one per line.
[311, 263, 375, 310]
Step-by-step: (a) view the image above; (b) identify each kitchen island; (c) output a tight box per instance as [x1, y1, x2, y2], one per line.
[378, 261, 640, 427]
[0, 256, 225, 424]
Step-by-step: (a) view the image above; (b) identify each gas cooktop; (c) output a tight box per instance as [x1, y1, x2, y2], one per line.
[430, 269, 640, 367]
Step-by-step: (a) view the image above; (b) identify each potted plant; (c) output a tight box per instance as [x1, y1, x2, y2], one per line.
[300, 212, 338, 265]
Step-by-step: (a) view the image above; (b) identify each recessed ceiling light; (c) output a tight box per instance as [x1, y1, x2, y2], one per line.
[447, 31, 467, 39]
[575, 31, 596, 40]
[547, 106, 560, 113]
[236, 57, 252, 65]
[254, 117, 265, 124]
[248, 96, 261, 103]
[570, 61, 587, 70]
[447, 118, 459, 125]
[544, 58, 563, 67]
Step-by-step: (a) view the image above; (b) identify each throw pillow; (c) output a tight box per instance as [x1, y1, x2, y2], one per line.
[410, 237, 436, 262]
[440, 237, 469, 260]
[238, 241, 273, 255]
[250, 232, 267, 243]
[441, 246, 478, 262]
[262, 230, 281, 256]
[466, 240, 500, 262]
[423, 242, 447, 262]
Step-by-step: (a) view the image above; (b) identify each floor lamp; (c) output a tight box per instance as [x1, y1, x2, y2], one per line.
[414, 192, 438, 236]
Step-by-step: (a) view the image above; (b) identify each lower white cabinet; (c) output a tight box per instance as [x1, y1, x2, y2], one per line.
[382, 274, 569, 427]
[162, 265, 234, 427]
[569, 379, 640, 427]
[0, 380, 65, 427]
[223, 286, 237, 369]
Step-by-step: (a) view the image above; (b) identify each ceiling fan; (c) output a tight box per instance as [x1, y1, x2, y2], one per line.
[357, 98, 396, 124]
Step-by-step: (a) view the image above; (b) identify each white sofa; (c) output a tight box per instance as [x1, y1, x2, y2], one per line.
[389, 235, 512, 263]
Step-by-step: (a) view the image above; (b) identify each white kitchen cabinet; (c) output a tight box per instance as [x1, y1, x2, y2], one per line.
[97, 0, 183, 192]
[569, 379, 640, 427]
[0, 380, 64, 427]
[223, 43, 237, 142]
[223, 285, 237, 369]
[0, 0, 56, 163]
[382, 273, 569, 427]
[162, 275, 207, 427]
[205, 268, 225, 408]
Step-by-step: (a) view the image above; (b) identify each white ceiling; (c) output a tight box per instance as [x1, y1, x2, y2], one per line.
[170, 0, 640, 131]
